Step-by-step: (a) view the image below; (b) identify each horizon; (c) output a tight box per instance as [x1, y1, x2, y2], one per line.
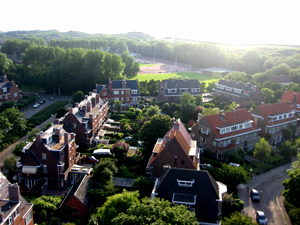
[1, 0, 299, 46]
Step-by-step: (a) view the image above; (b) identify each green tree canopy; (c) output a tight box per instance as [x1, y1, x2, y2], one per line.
[261, 88, 275, 103]
[253, 138, 272, 162]
[93, 158, 118, 182]
[180, 92, 195, 105]
[71, 90, 84, 105]
[222, 212, 258, 225]
[114, 99, 122, 114]
[282, 165, 300, 208]
[146, 105, 160, 117]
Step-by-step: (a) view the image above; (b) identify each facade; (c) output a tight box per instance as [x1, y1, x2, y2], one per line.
[214, 79, 265, 107]
[16, 121, 92, 190]
[146, 118, 199, 178]
[280, 91, 300, 116]
[151, 168, 227, 225]
[0, 75, 22, 103]
[191, 109, 261, 160]
[251, 102, 299, 145]
[59, 175, 93, 218]
[0, 173, 34, 225]
[96, 78, 140, 108]
[62, 91, 109, 147]
[270, 75, 293, 86]
[158, 78, 201, 103]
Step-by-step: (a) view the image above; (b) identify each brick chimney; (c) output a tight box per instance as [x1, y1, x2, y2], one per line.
[171, 117, 176, 127]
[85, 95, 88, 100]
[64, 133, 69, 146]
[75, 103, 79, 107]
[55, 119, 60, 125]
[92, 97, 96, 107]
[69, 108, 73, 114]
[8, 183, 20, 202]
[197, 113, 202, 124]
[163, 133, 170, 144]
[35, 133, 42, 147]
[96, 94, 100, 103]
[165, 81, 168, 89]
[89, 113, 93, 128]
[293, 93, 297, 105]
[87, 101, 92, 112]
[93, 88, 97, 93]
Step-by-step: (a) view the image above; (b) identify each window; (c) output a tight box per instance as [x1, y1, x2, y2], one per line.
[121, 91, 124, 94]
[131, 90, 137, 94]
[14, 92, 18, 97]
[177, 179, 194, 187]
[220, 129, 225, 134]
[42, 153, 47, 160]
[126, 97, 129, 101]
[231, 126, 238, 131]
[228, 139, 231, 144]
[114, 91, 119, 95]
[284, 114, 287, 118]
[43, 165, 47, 173]
[25, 212, 32, 225]
[226, 127, 230, 132]
[2, 87, 7, 92]
[121, 97, 124, 101]
[0, 95, 2, 99]
[245, 123, 251, 128]
[73, 123, 76, 128]
[114, 97, 119, 101]
[102, 92, 107, 96]
[239, 124, 243, 129]
[213, 141, 217, 146]
[126, 90, 129, 94]
[132, 97, 138, 101]
[13, 207, 20, 218]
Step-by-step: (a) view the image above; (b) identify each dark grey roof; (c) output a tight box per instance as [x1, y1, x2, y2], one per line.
[112, 80, 139, 96]
[61, 175, 93, 210]
[96, 85, 109, 94]
[162, 79, 200, 89]
[113, 177, 136, 188]
[0, 76, 5, 83]
[155, 168, 220, 223]
[0, 82, 12, 94]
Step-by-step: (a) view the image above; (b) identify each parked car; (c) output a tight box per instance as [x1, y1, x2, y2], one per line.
[33, 103, 40, 108]
[39, 99, 45, 104]
[251, 189, 260, 202]
[49, 96, 54, 101]
[256, 211, 268, 224]
[81, 155, 99, 164]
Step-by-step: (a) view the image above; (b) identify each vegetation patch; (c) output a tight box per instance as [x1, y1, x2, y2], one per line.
[139, 63, 160, 67]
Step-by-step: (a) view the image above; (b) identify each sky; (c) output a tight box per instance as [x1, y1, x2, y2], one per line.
[1, 0, 299, 45]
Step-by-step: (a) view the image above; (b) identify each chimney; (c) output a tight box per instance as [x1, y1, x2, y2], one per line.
[163, 133, 170, 144]
[36, 133, 42, 142]
[171, 117, 176, 127]
[75, 103, 79, 107]
[95, 83, 99, 88]
[197, 113, 202, 123]
[293, 93, 297, 105]
[89, 92, 92, 97]
[165, 81, 168, 89]
[174, 119, 180, 130]
[220, 111, 225, 121]
[96, 94, 100, 103]
[69, 108, 73, 114]
[122, 80, 127, 88]
[85, 95, 88, 100]
[64, 133, 69, 146]
[93, 88, 97, 93]
[8, 183, 20, 202]
[87, 101, 92, 112]
[233, 108, 235, 113]
[55, 119, 60, 125]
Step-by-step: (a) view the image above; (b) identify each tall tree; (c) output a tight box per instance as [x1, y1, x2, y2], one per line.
[253, 138, 272, 162]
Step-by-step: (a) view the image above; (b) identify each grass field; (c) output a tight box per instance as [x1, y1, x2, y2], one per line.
[128, 72, 219, 84]
[139, 63, 160, 67]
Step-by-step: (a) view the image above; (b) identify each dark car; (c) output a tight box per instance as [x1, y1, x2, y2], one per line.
[39, 99, 45, 104]
[251, 189, 260, 202]
[81, 155, 99, 164]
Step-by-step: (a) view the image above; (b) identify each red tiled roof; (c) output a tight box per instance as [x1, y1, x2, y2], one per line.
[280, 90, 300, 111]
[205, 108, 260, 139]
[255, 102, 296, 125]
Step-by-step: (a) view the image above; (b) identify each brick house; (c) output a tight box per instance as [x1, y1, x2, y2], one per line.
[59, 175, 93, 218]
[281, 91, 300, 116]
[0, 75, 22, 103]
[16, 121, 91, 191]
[151, 168, 227, 225]
[191, 109, 261, 161]
[251, 102, 299, 145]
[0, 173, 34, 225]
[270, 75, 293, 86]
[214, 80, 265, 107]
[96, 78, 140, 108]
[61, 91, 109, 147]
[146, 118, 199, 178]
[158, 78, 201, 103]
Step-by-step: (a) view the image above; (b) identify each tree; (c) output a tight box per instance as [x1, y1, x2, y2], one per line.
[111, 141, 130, 166]
[112, 197, 198, 225]
[222, 212, 258, 225]
[195, 95, 203, 106]
[282, 166, 300, 208]
[279, 140, 298, 160]
[180, 92, 195, 105]
[180, 102, 196, 123]
[253, 138, 272, 162]
[13, 142, 26, 156]
[201, 107, 219, 117]
[3, 155, 16, 179]
[225, 102, 238, 112]
[97, 190, 140, 225]
[131, 176, 154, 199]
[216, 163, 250, 193]
[93, 158, 118, 182]
[146, 105, 160, 117]
[28, 128, 41, 141]
[261, 88, 275, 103]
[226, 149, 246, 164]
[71, 91, 84, 106]
[114, 99, 122, 114]
[121, 51, 140, 77]
[56, 107, 68, 118]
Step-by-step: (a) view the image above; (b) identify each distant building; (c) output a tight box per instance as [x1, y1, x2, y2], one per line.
[0, 75, 22, 103]
[146, 118, 199, 178]
[197, 67, 235, 77]
[0, 173, 34, 225]
[214, 79, 265, 107]
[270, 75, 293, 86]
[158, 78, 201, 103]
[151, 167, 227, 225]
[96, 78, 140, 108]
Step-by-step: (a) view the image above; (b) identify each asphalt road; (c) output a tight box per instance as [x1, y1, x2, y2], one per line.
[239, 163, 292, 225]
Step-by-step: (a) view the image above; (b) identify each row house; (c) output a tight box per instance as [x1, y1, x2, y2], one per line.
[251, 102, 299, 145]
[281, 91, 300, 116]
[270, 75, 293, 86]
[146, 118, 199, 178]
[96, 78, 140, 108]
[62, 91, 109, 147]
[214, 80, 265, 107]
[0, 75, 22, 103]
[151, 168, 227, 225]
[191, 109, 261, 160]
[158, 78, 201, 103]
[0, 173, 34, 225]
[16, 121, 91, 191]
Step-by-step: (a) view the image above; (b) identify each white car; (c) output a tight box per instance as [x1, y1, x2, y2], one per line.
[33, 103, 40, 108]
[256, 211, 268, 225]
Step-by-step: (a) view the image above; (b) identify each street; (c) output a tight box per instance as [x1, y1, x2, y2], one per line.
[239, 163, 292, 225]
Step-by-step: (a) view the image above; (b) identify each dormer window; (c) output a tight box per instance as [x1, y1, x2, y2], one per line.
[2, 87, 7, 92]
[177, 179, 195, 187]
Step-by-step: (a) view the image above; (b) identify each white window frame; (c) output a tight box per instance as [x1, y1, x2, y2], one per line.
[114, 91, 119, 95]
[43, 165, 47, 173]
[131, 90, 138, 94]
[25, 212, 32, 225]
[42, 153, 47, 160]
[126, 97, 129, 101]
[14, 92, 18, 97]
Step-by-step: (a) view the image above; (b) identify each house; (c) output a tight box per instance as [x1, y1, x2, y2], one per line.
[214, 79, 265, 107]
[0, 75, 22, 103]
[251, 102, 299, 145]
[151, 167, 227, 225]
[16, 120, 92, 191]
[59, 175, 93, 218]
[280, 91, 300, 116]
[270, 75, 293, 86]
[197, 67, 235, 77]
[191, 109, 261, 161]
[0, 173, 34, 225]
[96, 78, 140, 108]
[146, 118, 199, 178]
[61, 91, 109, 147]
[157, 78, 201, 103]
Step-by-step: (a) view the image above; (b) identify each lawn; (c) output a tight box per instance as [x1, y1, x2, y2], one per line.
[139, 63, 161, 67]
[128, 72, 219, 84]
